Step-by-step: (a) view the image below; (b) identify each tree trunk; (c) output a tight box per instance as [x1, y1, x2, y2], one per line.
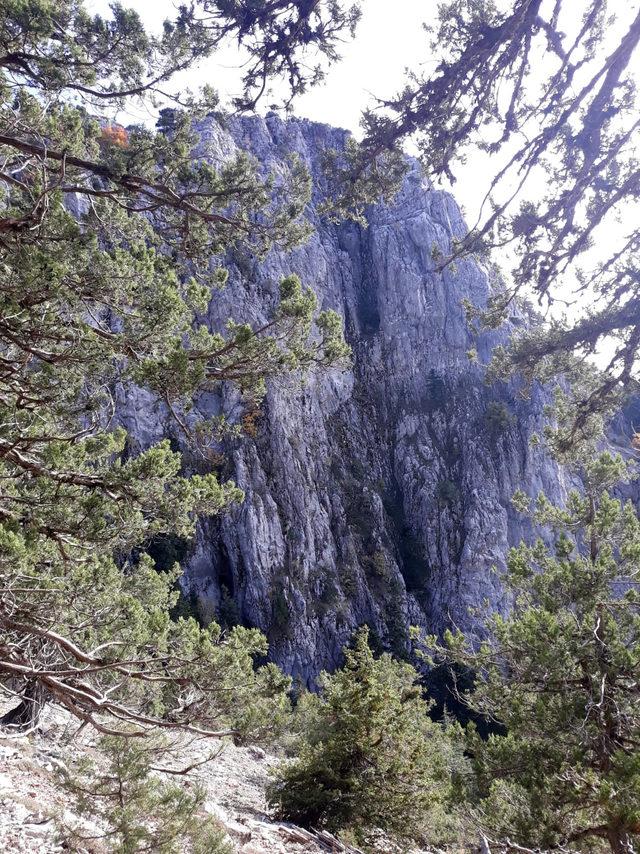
[0, 680, 47, 731]
[607, 828, 636, 854]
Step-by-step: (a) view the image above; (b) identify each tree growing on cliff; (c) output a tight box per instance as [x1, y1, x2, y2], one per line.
[0, 0, 352, 733]
[426, 447, 640, 853]
[330, 1, 640, 429]
[268, 627, 463, 852]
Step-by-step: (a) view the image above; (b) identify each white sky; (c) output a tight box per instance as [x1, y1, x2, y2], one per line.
[88, 0, 500, 223]
[87, 0, 638, 224]
[86, 2, 455, 184]
[87, 0, 430, 129]
[86, 0, 639, 364]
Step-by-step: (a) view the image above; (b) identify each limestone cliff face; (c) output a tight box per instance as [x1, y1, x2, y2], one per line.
[117, 114, 574, 684]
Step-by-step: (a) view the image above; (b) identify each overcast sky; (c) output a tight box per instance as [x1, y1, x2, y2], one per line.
[87, 1, 494, 215]
[86, 0, 639, 362]
[88, 0, 430, 131]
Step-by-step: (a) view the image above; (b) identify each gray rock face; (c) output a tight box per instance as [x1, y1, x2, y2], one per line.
[120, 114, 574, 685]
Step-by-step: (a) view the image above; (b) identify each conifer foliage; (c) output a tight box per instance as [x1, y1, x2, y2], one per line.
[57, 735, 232, 854]
[334, 1, 640, 422]
[269, 627, 462, 852]
[430, 448, 640, 853]
[0, 0, 352, 734]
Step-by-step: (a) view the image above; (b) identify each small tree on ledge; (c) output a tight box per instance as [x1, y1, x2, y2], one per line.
[57, 734, 232, 854]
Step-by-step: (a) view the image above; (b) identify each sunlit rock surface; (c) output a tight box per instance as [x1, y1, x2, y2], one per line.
[118, 114, 576, 684]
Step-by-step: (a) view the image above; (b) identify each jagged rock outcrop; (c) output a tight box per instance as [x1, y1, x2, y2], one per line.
[117, 114, 577, 685]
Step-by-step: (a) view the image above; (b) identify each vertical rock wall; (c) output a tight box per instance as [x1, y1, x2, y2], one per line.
[118, 114, 573, 684]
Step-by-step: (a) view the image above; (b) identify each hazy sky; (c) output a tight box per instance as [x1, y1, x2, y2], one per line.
[88, 0, 431, 132]
[86, 0, 638, 354]
[87, 1, 490, 214]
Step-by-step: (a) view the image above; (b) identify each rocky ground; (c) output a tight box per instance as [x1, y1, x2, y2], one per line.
[0, 704, 367, 853]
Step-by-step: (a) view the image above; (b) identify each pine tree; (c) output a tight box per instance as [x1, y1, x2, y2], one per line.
[57, 734, 232, 853]
[429, 448, 640, 853]
[329, 1, 640, 422]
[268, 627, 462, 852]
[0, 1, 351, 734]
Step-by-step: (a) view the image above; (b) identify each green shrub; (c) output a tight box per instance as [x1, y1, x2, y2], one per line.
[268, 627, 462, 851]
[314, 576, 343, 619]
[425, 369, 447, 411]
[362, 549, 389, 579]
[58, 735, 232, 854]
[272, 588, 292, 636]
[146, 533, 190, 573]
[483, 401, 514, 439]
[218, 584, 241, 629]
[436, 478, 459, 505]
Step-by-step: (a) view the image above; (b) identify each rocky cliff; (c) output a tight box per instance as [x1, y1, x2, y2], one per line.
[117, 114, 576, 685]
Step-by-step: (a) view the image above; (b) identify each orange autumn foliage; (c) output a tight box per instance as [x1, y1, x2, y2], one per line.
[241, 408, 261, 438]
[100, 124, 129, 148]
